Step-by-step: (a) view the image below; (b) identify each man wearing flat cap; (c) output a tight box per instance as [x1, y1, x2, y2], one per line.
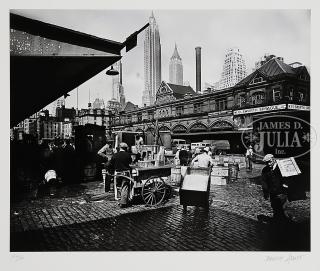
[261, 154, 290, 222]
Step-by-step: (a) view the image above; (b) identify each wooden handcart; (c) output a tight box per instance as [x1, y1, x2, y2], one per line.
[179, 167, 211, 210]
[111, 165, 173, 206]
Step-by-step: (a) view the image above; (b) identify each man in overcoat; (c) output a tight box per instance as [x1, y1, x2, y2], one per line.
[261, 154, 290, 222]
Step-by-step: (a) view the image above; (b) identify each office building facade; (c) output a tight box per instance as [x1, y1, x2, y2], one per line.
[218, 47, 247, 90]
[142, 12, 162, 106]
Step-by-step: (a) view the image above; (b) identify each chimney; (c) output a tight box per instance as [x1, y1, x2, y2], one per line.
[120, 61, 123, 85]
[195, 47, 201, 93]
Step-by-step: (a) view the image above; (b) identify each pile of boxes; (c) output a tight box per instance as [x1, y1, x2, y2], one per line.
[211, 155, 245, 185]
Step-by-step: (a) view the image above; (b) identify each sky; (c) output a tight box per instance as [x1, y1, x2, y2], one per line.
[12, 9, 310, 110]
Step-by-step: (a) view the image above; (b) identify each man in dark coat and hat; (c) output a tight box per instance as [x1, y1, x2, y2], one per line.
[261, 154, 290, 222]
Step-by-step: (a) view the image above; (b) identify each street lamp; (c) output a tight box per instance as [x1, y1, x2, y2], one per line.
[106, 66, 119, 76]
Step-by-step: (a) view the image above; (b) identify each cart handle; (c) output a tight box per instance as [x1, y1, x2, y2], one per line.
[106, 172, 134, 182]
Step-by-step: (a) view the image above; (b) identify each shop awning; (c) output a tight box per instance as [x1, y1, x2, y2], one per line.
[10, 13, 148, 127]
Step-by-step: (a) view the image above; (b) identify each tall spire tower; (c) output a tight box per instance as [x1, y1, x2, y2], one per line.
[169, 43, 183, 85]
[142, 11, 162, 106]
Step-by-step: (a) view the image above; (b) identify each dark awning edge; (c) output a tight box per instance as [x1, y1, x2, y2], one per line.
[10, 13, 124, 55]
[10, 13, 150, 56]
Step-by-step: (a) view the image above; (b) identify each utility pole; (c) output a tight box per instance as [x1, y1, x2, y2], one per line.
[76, 87, 79, 114]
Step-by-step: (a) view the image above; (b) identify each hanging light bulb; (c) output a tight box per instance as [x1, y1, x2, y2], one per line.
[106, 66, 119, 76]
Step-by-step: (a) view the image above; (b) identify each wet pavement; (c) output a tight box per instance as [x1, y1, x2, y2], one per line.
[10, 165, 310, 251]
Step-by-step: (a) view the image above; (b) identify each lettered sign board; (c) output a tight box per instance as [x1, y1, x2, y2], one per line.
[276, 157, 301, 177]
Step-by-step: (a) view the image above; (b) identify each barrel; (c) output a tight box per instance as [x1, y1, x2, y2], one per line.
[170, 166, 181, 186]
[83, 163, 97, 182]
[228, 163, 239, 182]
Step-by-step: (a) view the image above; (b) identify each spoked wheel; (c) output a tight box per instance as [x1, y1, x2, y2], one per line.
[142, 176, 166, 206]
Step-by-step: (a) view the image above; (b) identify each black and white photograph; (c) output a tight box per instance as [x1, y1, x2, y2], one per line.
[4, 1, 320, 269]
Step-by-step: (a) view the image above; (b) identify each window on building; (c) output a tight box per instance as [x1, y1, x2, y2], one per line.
[194, 103, 203, 113]
[238, 94, 246, 107]
[147, 111, 153, 121]
[250, 76, 266, 85]
[127, 115, 132, 123]
[137, 113, 142, 122]
[298, 91, 305, 102]
[251, 91, 265, 105]
[288, 88, 294, 101]
[272, 88, 282, 103]
[176, 106, 184, 116]
[216, 99, 227, 111]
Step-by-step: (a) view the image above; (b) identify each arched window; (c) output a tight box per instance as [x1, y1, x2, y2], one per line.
[172, 124, 187, 134]
[189, 122, 207, 133]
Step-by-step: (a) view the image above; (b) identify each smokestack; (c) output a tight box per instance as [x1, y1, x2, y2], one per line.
[120, 61, 123, 85]
[195, 47, 201, 93]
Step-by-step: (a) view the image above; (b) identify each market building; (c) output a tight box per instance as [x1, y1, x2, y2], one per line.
[111, 58, 310, 156]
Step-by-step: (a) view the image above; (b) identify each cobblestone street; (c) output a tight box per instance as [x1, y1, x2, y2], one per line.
[10, 168, 310, 251]
[10, 167, 310, 251]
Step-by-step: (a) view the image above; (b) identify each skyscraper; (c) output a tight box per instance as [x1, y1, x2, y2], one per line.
[112, 60, 125, 107]
[169, 44, 183, 85]
[218, 47, 247, 89]
[142, 12, 161, 106]
[50, 96, 65, 116]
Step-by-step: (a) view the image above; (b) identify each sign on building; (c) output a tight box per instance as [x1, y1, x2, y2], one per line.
[233, 104, 286, 115]
[287, 104, 310, 111]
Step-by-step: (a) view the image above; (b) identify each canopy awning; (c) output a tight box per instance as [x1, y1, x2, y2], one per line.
[10, 13, 148, 127]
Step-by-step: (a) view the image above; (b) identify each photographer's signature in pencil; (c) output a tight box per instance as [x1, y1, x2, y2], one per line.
[265, 254, 307, 263]
[11, 254, 24, 262]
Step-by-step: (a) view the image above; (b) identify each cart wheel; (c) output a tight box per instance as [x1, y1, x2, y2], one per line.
[142, 176, 166, 206]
